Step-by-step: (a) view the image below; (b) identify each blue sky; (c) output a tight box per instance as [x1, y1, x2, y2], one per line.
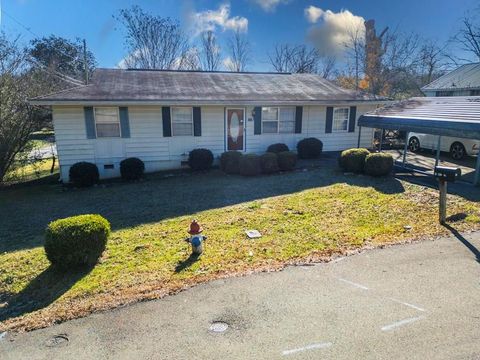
[1, 0, 478, 70]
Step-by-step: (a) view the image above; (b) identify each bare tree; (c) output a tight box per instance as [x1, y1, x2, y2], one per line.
[199, 31, 221, 71]
[455, 15, 480, 61]
[117, 6, 190, 69]
[416, 40, 449, 86]
[268, 44, 336, 77]
[226, 30, 250, 72]
[0, 34, 41, 183]
[343, 27, 366, 90]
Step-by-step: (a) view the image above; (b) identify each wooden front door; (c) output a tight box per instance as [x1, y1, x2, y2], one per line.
[226, 108, 245, 151]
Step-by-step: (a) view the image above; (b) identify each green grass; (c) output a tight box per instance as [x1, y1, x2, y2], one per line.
[0, 166, 479, 332]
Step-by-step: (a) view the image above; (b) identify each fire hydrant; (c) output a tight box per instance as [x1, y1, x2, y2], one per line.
[185, 220, 207, 255]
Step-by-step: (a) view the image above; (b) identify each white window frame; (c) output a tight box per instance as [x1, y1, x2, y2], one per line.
[94, 107, 121, 138]
[332, 107, 350, 133]
[261, 106, 296, 134]
[171, 106, 194, 137]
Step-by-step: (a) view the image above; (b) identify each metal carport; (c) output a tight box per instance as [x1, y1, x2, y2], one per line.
[357, 96, 480, 186]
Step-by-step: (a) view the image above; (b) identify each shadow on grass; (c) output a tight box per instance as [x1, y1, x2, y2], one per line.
[0, 157, 406, 253]
[443, 224, 480, 263]
[0, 265, 93, 322]
[174, 253, 201, 273]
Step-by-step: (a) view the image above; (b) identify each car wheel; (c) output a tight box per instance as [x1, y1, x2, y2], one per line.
[450, 142, 466, 160]
[408, 137, 420, 152]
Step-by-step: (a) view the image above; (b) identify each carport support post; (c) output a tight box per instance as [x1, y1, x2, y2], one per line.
[435, 136, 442, 168]
[475, 155, 480, 186]
[402, 131, 409, 167]
[357, 126, 362, 148]
[439, 179, 447, 224]
[379, 129, 384, 151]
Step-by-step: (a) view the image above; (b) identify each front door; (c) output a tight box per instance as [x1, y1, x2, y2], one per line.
[226, 108, 245, 151]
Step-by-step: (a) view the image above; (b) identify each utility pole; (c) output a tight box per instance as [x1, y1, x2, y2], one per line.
[83, 39, 89, 85]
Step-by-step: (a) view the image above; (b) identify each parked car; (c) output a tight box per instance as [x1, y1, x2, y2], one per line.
[408, 133, 480, 160]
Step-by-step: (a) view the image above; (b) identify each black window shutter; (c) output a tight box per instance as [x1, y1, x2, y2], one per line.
[84, 107, 96, 139]
[162, 107, 172, 137]
[295, 106, 303, 134]
[348, 106, 357, 133]
[193, 107, 201, 136]
[119, 107, 131, 138]
[325, 106, 333, 133]
[254, 107, 262, 135]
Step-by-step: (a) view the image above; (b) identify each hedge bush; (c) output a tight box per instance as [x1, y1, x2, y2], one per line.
[120, 157, 145, 180]
[239, 154, 262, 176]
[297, 138, 323, 159]
[267, 143, 289, 154]
[69, 162, 99, 187]
[364, 152, 394, 176]
[188, 148, 214, 171]
[260, 153, 279, 174]
[220, 151, 243, 174]
[44, 214, 110, 269]
[339, 148, 370, 173]
[277, 151, 297, 171]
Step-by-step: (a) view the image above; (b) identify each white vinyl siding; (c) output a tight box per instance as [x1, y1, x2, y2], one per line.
[333, 107, 349, 132]
[171, 107, 193, 136]
[94, 107, 121, 138]
[262, 107, 295, 134]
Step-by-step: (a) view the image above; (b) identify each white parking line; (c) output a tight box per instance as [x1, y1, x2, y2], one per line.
[381, 316, 425, 331]
[282, 342, 333, 356]
[387, 298, 426, 312]
[338, 278, 369, 290]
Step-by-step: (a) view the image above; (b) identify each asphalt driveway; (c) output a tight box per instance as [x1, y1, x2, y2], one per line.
[2, 230, 480, 360]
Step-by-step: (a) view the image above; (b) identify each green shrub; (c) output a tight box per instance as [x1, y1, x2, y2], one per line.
[339, 148, 370, 173]
[297, 138, 323, 159]
[277, 151, 297, 171]
[188, 149, 214, 171]
[120, 157, 145, 180]
[69, 162, 99, 187]
[44, 214, 110, 269]
[267, 143, 289, 154]
[239, 154, 261, 176]
[220, 151, 243, 174]
[364, 152, 394, 176]
[260, 153, 279, 174]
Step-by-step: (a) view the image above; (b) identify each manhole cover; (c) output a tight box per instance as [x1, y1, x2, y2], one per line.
[209, 321, 228, 333]
[45, 334, 69, 348]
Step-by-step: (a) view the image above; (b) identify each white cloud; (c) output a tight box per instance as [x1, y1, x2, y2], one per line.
[306, 8, 365, 58]
[222, 57, 235, 71]
[191, 4, 248, 35]
[304, 5, 323, 23]
[253, 0, 290, 12]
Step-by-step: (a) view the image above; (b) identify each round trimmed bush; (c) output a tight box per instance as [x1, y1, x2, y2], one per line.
[120, 157, 145, 180]
[277, 151, 297, 171]
[364, 152, 394, 176]
[239, 154, 261, 176]
[220, 151, 243, 174]
[188, 148, 214, 171]
[267, 143, 289, 154]
[260, 153, 279, 174]
[297, 138, 323, 159]
[339, 148, 370, 173]
[69, 162, 99, 187]
[44, 214, 110, 269]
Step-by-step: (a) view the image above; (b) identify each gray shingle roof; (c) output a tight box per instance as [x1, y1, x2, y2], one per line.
[422, 63, 480, 91]
[31, 68, 382, 105]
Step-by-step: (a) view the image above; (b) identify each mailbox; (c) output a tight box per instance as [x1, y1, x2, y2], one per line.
[434, 166, 461, 183]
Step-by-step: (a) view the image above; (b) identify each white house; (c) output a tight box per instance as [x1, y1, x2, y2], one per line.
[422, 62, 480, 97]
[31, 68, 385, 181]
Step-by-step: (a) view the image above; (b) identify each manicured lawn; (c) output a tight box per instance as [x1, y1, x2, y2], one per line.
[1, 165, 479, 332]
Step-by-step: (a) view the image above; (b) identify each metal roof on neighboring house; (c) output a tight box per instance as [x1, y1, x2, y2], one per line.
[358, 96, 480, 139]
[422, 63, 480, 91]
[30, 68, 384, 106]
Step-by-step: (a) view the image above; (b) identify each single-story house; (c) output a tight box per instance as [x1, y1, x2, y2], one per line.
[422, 62, 480, 97]
[30, 68, 385, 180]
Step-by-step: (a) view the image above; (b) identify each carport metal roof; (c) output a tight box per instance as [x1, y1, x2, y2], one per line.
[358, 96, 480, 140]
[358, 96, 480, 186]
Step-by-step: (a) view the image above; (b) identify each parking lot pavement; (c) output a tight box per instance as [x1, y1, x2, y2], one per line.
[2, 231, 480, 360]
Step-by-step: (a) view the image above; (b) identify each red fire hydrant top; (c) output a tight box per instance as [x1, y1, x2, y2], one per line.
[188, 220, 203, 235]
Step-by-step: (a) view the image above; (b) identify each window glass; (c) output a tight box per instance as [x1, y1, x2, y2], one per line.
[262, 107, 279, 133]
[172, 107, 193, 136]
[333, 107, 349, 132]
[95, 107, 120, 137]
[279, 107, 295, 133]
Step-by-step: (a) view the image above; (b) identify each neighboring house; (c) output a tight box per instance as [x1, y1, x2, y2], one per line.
[31, 68, 385, 180]
[422, 63, 480, 97]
